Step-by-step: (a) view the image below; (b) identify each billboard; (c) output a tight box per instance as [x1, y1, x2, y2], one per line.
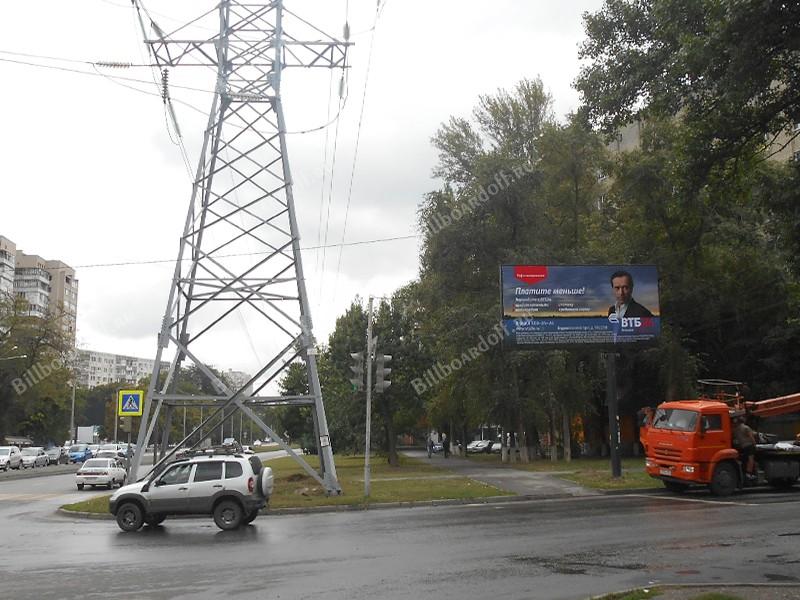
[501, 265, 660, 348]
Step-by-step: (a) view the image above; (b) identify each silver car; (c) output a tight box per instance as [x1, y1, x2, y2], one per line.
[0, 446, 22, 471]
[20, 447, 49, 468]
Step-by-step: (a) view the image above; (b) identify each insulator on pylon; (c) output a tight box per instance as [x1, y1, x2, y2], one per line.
[343, 22, 350, 41]
[338, 75, 345, 99]
[161, 69, 169, 103]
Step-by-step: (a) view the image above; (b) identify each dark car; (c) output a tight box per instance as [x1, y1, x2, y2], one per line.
[45, 446, 67, 465]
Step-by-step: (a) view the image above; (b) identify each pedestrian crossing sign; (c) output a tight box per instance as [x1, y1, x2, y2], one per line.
[118, 389, 144, 416]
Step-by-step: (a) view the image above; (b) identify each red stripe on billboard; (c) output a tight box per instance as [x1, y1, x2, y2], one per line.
[514, 265, 548, 284]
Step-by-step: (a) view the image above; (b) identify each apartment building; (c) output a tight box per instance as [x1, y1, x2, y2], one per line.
[0, 234, 79, 343]
[223, 369, 254, 396]
[0, 236, 16, 297]
[76, 349, 168, 388]
[13, 248, 79, 342]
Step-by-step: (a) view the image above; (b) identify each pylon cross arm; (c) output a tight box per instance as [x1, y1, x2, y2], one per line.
[145, 39, 350, 69]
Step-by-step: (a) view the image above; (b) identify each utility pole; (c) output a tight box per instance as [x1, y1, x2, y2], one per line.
[364, 297, 375, 497]
[606, 352, 621, 478]
[128, 1, 350, 494]
[70, 380, 76, 444]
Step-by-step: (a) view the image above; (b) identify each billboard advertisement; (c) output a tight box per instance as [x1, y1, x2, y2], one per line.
[501, 265, 660, 348]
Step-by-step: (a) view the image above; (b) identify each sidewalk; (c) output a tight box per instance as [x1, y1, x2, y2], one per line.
[403, 449, 601, 499]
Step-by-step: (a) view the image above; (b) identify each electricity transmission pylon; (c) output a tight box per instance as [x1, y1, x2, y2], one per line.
[129, 0, 349, 494]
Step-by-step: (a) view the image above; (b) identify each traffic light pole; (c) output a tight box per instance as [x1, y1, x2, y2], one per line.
[364, 296, 375, 498]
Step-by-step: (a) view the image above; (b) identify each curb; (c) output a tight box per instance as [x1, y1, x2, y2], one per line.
[598, 486, 664, 495]
[590, 582, 800, 599]
[57, 492, 569, 521]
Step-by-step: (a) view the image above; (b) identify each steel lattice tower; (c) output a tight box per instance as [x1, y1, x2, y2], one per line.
[129, 0, 348, 494]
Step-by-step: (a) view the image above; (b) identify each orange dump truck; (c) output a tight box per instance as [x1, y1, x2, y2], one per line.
[640, 380, 800, 496]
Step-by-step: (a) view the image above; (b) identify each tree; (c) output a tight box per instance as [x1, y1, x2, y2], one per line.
[0, 294, 73, 444]
[576, 0, 800, 176]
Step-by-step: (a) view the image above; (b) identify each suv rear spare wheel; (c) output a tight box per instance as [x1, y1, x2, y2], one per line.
[257, 466, 274, 498]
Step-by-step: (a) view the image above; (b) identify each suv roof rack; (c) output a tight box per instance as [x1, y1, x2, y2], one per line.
[175, 445, 244, 459]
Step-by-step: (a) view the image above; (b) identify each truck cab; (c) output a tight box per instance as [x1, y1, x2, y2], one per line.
[641, 400, 741, 495]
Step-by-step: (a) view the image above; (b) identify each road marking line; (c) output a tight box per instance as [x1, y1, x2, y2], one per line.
[624, 493, 758, 506]
[0, 493, 64, 501]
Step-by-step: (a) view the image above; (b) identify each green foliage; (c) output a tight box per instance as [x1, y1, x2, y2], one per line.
[0, 294, 73, 443]
[577, 0, 800, 176]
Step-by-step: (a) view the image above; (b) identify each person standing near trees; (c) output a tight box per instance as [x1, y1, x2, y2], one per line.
[442, 433, 450, 458]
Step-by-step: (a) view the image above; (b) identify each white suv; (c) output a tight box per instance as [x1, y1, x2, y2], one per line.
[109, 449, 273, 532]
[0, 446, 22, 471]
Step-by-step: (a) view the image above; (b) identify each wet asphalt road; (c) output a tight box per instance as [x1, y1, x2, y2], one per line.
[2, 465, 800, 599]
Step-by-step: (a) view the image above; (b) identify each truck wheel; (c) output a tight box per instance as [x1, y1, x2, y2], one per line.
[710, 462, 738, 496]
[663, 481, 688, 493]
[116, 502, 144, 532]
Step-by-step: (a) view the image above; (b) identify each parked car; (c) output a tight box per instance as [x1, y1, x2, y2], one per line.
[76, 458, 128, 490]
[109, 448, 273, 532]
[21, 447, 49, 468]
[99, 443, 129, 459]
[45, 446, 68, 465]
[68, 444, 92, 463]
[466, 440, 493, 454]
[0, 446, 22, 471]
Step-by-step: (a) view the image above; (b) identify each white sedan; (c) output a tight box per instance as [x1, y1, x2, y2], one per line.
[20, 447, 49, 468]
[76, 458, 128, 490]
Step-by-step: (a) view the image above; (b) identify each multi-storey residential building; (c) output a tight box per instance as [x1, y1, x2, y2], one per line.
[76, 349, 169, 388]
[223, 369, 254, 396]
[0, 236, 16, 297]
[14, 252, 52, 319]
[0, 235, 80, 344]
[45, 259, 79, 341]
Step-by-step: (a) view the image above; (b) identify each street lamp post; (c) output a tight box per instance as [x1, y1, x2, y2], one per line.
[70, 380, 76, 444]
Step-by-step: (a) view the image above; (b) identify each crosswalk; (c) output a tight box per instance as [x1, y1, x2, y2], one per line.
[0, 492, 70, 502]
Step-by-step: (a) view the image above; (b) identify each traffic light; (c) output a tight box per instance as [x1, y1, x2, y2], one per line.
[374, 354, 392, 393]
[349, 352, 364, 391]
[119, 416, 132, 433]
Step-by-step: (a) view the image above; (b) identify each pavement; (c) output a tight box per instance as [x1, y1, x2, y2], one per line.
[403, 448, 602, 499]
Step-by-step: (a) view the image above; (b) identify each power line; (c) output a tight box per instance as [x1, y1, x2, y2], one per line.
[56, 234, 420, 272]
[332, 0, 384, 303]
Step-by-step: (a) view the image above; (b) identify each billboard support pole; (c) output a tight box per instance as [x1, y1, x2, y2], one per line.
[605, 351, 622, 478]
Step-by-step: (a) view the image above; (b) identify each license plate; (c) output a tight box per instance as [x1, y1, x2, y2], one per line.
[659, 468, 671, 476]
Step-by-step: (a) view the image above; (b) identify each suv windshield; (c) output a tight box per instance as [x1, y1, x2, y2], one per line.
[0, 449, 10, 455]
[652, 408, 699, 432]
[70, 445, 87, 452]
[21, 448, 38, 455]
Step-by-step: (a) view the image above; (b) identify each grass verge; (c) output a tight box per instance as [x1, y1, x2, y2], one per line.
[60, 454, 510, 514]
[466, 454, 663, 491]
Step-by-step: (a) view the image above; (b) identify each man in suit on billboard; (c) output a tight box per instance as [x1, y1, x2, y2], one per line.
[607, 270, 653, 318]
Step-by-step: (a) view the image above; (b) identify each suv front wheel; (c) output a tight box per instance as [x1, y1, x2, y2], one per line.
[213, 499, 243, 530]
[117, 502, 144, 532]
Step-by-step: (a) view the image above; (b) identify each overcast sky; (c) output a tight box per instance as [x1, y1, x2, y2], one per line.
[1, 0, 603, 379]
